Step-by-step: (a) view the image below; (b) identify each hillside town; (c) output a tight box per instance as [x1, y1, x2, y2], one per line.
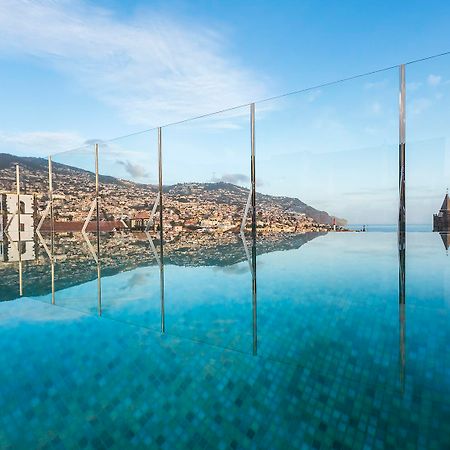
[1, 155, 345, 301]
[1, 154, 345, 262]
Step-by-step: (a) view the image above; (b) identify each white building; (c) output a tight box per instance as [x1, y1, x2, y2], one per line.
[0, 193, 36, 262]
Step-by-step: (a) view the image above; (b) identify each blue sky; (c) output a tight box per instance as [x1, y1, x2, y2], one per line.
[1, 0, 450, 223]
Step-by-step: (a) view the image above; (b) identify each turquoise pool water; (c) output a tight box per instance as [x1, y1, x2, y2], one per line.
[1, 232, 449, 449]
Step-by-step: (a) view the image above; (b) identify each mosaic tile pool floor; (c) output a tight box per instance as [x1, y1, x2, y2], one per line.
[1, 233, 450, 449]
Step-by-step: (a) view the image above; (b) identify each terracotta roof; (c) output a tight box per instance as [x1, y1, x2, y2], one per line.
[131, 212, 151, 220]
[41, 220, 127, 232]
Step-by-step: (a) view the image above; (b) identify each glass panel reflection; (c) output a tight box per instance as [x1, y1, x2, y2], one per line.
[0, 157, 23, 301]
[404, 53, 450, 392]
[256, 68, 400, 374]
[97, 131, 162, 330]
[50, 146, 100, 314]
[406, 53, 450, 310]
[23, 155, 54, 304]
[163, 106, 254, 352]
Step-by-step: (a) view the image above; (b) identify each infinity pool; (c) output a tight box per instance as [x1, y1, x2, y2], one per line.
[1, 232, 449, 449]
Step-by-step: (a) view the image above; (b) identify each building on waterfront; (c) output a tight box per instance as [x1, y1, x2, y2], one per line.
[0, 193, 36, 262]
[129, 211, 152, 231]
[433, 192, 450, 232]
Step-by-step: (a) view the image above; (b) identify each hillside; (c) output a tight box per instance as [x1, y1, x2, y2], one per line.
[0, 153, 345, 226]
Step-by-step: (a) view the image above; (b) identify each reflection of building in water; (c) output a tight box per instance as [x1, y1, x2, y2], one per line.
[0, 193, 36, 262]
[433, 193, 450, 253]
[41, 220, 127, 233]
[433, 192, 450, 232]
[129, 212, 152, 231]
[438, 232, 450, 253]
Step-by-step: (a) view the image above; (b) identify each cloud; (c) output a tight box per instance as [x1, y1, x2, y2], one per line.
[370, 101, 381, 115]
[120, 272, 152, 291]
[84, 138, 106, 146]
[364, 80, 388, 90]
[306, 89, 322, 102]
[213, 263, 250, 275]
[212, 173, 250, 184]
[411, 97, 432, 115]
[0, 130, 84, 156]
[342, 187, 397, 197]
[117, 160, 150, 179]
[0, 0, 267, 127]
[427, 74, 442, 86]
[406, 81, 422, 91]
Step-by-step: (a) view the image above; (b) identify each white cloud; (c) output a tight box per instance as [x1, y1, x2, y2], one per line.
[116, 160, 149, 179]
[370, 101, 381, 115]
[364, 80, 387, 90]
[410, 97, 432, 115]
[427, 74, 442, 86]
[306, 89, 322, 102]
[0, 0, 267, 127]
[406, 81, 422, 91]
[0, 130, 85, 156]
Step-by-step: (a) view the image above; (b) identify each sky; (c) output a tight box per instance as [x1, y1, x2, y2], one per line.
[1, 0, 450, 223]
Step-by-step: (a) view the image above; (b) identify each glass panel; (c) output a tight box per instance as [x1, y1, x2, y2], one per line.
[406, 54, 450, 294]
[256, 68, 400, 379]
[163, 106, 253, 352]
[406, 55, 450, 233]
[50, 146, 99, 314]
[0, 156, 22, 302]
[20, 156, 54, 303]
[406, 54, 450, 393]
[98, 131, 161, 330]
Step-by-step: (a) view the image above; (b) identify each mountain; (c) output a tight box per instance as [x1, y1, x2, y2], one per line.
[0, 152, 125, 188]
[0, 152, 345, 226]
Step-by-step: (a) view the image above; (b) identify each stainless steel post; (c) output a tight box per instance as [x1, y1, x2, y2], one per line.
[158, 127, 165, 333]
[251, 103, 257, 356]
[398, 64, 406, 389]
[398, 64, 406, 306]
[399, 64, 406, 241]
[16, 164, 22, 296]
[95, 144, 102, 315]
[48, 156, 55, 304]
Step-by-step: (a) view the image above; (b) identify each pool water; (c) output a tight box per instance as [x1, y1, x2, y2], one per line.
[1, 232, 449, 449]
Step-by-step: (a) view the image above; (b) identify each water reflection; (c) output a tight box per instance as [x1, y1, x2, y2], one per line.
[439, 232, 450, 254]
[398, 217, 406, 390]
[1, 231, 323, 356]
[4, 229, 450, 413]
[1, 232, 412, 376]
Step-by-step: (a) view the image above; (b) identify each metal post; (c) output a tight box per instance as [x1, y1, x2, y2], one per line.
[16, 164, 23, 296]
[399, 64, 406, 240]
[250, 103, 257, 355]
[48, 156, 55, 304]
[398, 64, 406, 306]
[398, 64, 406, 390]
[95, 144, 102, 315]
[158, 127, 165, 333]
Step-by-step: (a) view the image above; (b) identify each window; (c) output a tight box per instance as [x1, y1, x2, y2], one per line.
[19, 201, 26, 214]
[20, 223, 25, 232]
